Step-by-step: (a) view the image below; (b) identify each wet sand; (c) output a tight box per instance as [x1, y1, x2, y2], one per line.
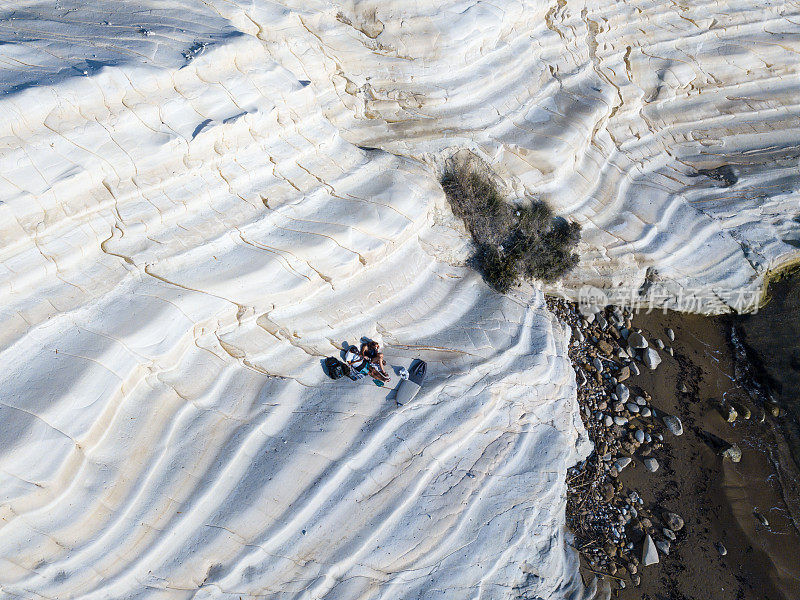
[735, 273, 800, 541]
[609, 308, 800, 600]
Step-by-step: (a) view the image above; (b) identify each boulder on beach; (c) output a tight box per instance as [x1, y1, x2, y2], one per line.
[642, 348, 662, 370]
[721, 443, 742, 463]
[616, 383, 630, 403]
[594, 580, 612, 600]
[615, 457, 632, 472]
[662, 415, 683, 436]
[665, 512, 684, 531]
[628, 331, 648, 349]
[641, 534, 659, 566]
[630, 362, 641, 376]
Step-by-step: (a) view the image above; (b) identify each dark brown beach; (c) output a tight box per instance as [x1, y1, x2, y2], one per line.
[614, 307, 800, 600]
[560, 284, 800, 600]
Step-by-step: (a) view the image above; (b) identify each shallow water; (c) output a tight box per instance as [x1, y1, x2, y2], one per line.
[732, 273, 800, 594]
[737, 273, 800, 472]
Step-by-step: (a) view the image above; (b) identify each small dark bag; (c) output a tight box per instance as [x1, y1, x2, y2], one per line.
[325, 357, 348, 380]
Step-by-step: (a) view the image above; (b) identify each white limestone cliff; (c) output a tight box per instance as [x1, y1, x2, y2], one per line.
[0, 1, 798, 598]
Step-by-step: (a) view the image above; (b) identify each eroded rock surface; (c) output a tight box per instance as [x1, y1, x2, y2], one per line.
[1, 0, 799, 598]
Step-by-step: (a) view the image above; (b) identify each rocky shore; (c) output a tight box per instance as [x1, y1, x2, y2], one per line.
[548, 297, 800, 599]
[547, 297, 692, 593]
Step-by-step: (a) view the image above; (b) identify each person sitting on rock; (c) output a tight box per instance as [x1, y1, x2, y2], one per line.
[345, 344, 389, 382]
[361, 340, 390, 380]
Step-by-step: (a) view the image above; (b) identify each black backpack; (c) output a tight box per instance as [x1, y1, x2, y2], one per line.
[325, 357, 348, 380]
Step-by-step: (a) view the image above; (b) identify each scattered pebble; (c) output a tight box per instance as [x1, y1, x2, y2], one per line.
[666, 328, 675, 341]
[715, 541, 727, 556]
[597, 340, 614, 355]
[664, 512, 684, 531]
[753, 509, 769, 527]
[718, 400, 738, 422]
[643, 457, 659, 472]
[732, 401, 751, 420]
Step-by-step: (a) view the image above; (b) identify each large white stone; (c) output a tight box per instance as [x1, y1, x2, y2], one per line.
[643, 348, 663, 370]
[641, 535, 660, 566]
[628, 332, 649, 349]
[663, 415, 684, 436]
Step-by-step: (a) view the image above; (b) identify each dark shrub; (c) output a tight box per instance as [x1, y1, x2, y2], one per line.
[478, 244, 519, 294]
[441, 163, 580, 292]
